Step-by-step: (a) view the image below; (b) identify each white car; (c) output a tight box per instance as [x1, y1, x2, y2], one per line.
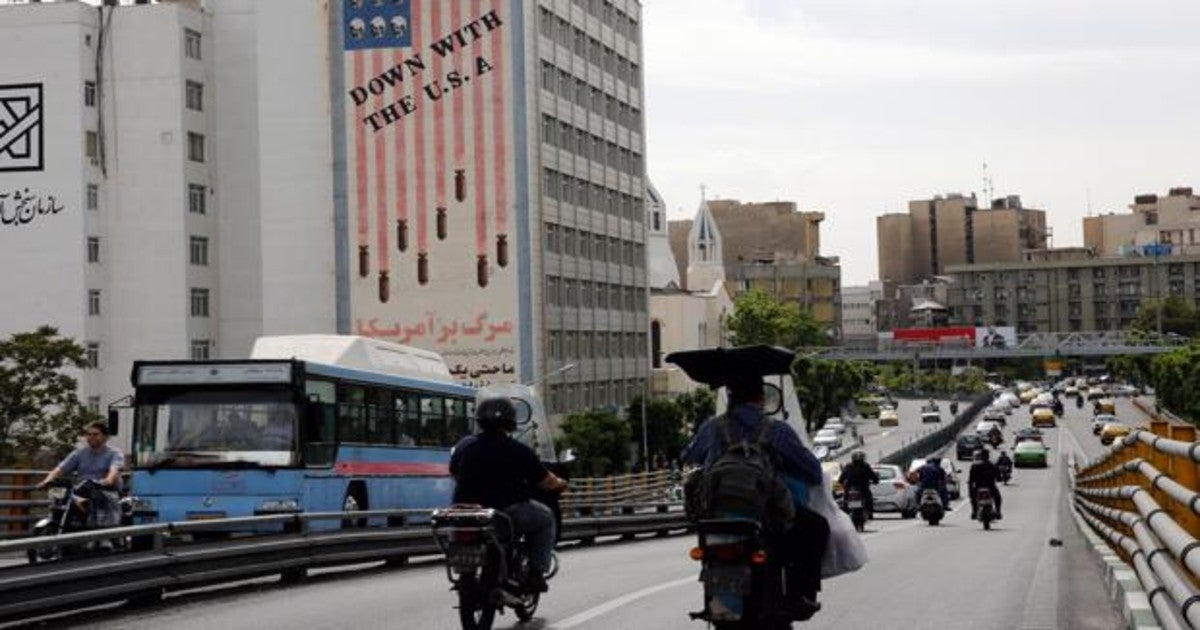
[813, 429, 842, 449]
[824, 419, 848, 435]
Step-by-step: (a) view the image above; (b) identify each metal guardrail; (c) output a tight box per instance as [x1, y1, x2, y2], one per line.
[1074, 420, 1200, 629]
[0, 470, 48, 540]
[0, 501, 689, 624]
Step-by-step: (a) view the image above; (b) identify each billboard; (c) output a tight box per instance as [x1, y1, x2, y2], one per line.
[882, 326, 1017, 349]
[339, 0, 527, 387]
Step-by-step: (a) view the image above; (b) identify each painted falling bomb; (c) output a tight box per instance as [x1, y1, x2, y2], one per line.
[417, 252, 429, 285]
[396, 219, 408, 252]
[436, 207, 447, 240]
[496, 234, 508, 268]
[454, 169, 466, 202]
[378, 270, 389, 303]
[358, 245, 369, 278]
[477, 254, 488, 287]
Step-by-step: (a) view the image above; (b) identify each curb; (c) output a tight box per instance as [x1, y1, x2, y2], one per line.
[1067, 467, 1162, 630]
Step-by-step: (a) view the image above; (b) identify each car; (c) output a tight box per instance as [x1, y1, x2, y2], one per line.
[814, 428, 842, 449]
[974, 421, 1004, 446]
[879, 407, 900, 427]
[1064, 385, 1079, 396]
[1031, 407, 1056, 428]
[1013, 441, 1049, 468]
[1086, 387, 1106, 401]
[956, 434, 984, 460]
[1092, 413, 1118, 435]
[983, 406, 1006, 424]
[824, 419, 848, 435]
[920, 402, 941, 423]
[1111, 384, 1140, 397]
[998, 392, 1020, 410]
[1100, 422, 1132, 446]
[1095, 398, 1116, 415]
[907, 457, 962, 500]
[1014, 427, 1045, 446]
[870, 464, 918, 517]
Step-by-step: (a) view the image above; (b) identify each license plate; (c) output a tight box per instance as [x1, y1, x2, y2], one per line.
[704, 565, 748, 621]
[186, 511, 227, 521]
[447, 545, 487, 570]
[846, 500, 863, 509]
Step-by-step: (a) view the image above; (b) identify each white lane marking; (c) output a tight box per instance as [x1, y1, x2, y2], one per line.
[881, 430, 892, 438]
[552, 575, 695, 628]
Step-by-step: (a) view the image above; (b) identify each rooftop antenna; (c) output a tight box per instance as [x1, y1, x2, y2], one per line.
[699, 183, 708, 202]
[1086, 188, 1093, 216]
[981, 162, 994, 207]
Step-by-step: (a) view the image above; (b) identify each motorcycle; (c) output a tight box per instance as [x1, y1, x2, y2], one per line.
[997, 462, 1013, 485]
[28, 478, 129, 564]
[432, 505, 550, 630]
[918, 489, 944, 526]
[949, 402, 960, 416]
[843, 488, 867, 533]
[688, 518, 794, 629]
[1076, 395, 1084, 409]
[976, 488, 996, 530]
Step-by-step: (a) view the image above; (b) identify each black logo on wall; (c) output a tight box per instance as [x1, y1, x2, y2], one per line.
[0, 83, 43, 172]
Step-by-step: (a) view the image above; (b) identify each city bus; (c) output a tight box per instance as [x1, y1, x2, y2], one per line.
[124, 335, 478, 530]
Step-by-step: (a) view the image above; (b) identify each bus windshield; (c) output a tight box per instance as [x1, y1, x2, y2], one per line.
[133, 389, 299, 467]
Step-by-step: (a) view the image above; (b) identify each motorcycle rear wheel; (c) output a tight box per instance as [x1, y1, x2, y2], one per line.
[456, 573, 499, 628]
[515, 593, 540, 622]
[27, 524, 61, 564]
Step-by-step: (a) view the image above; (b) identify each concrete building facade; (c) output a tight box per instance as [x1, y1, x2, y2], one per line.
[878, 193, 1047, 286]
[1084, 187, 1200, 257]
[841, 281, 882, 346]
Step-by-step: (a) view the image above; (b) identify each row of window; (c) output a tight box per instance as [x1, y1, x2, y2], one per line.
[544, 224, 644, 267]
[542, 167, 643, 221]
[547, 330, 647, 361]
[81, 340, 211, 370]
[546, 377, 643, 414]
[85, 234, 208, 266]
[539, 7, 641, 87]
[539, 61, 642, 133]
[546, 276, 646, 312]
[305, 380, 474, 449]
[85, 185, 205, 215]
[541, 113, 643, 176]
[566, 0, 641, 43]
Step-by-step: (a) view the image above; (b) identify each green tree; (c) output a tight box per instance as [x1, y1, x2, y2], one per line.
[1105, 354, 1154, 387]
[724, 288, 828, 348]
[792, 358, 876, 433]
[0, 326, 97, 466]
[558, 408, 633, 477]
[627, 396, 688, 469]
[675, 387, 716, 434]
[1149, 342, 1200, 422]
[1133, 296, 1200, 338]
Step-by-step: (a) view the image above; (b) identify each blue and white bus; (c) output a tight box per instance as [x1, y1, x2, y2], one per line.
[126, 335, 478, 529]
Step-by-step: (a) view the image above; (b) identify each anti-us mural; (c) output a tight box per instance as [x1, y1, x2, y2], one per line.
[342, 0, 525, 387]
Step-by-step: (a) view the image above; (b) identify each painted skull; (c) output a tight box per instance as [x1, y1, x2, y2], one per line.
[348, 17, 366, 40]
[390, 15, 408, 38]
[370, 16, 387, 38]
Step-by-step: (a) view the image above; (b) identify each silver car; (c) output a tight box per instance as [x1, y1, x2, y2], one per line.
[908, 457, 963, 500]
[870, 465, 918, 518]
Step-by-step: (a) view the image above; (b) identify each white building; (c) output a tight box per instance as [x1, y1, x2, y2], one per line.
[841, 281, 882, 346]
[0, 0, 649, 432]
[0, 0, 337, 443]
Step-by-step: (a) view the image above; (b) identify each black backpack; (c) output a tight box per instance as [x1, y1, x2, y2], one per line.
[684, 416, 795, 531]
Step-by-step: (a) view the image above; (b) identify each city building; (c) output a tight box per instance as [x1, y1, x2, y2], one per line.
[878, 193, 1048, 286]
[646, 185, 731, 396]
[945, 253, 1200, 333]
[668, 198, 841, 335]
[1084, 187, 1200, 257]
[0, 0, 651, 422]
[841, 281, 882, 346]
[0, 0, 337, 435]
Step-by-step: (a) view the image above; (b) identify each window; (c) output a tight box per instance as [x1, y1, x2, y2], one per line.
[86, 343, 99, 369]
[86, 184, 98, 210]
[187, 132, 205, 162]
[87, 396, 100, 413]
[88, 289, 101, 316]
[188, 184, 206, 214]
[85, 131, 99, 159]
[185, 28, 202, 59]
[190, 236, 209, 266]
[84, 81, 95, 107]
[87, 236, 100, 263]
[185, 80, 203, 111]
[190, 288, 210, 317]
[190, 339, 211, 360]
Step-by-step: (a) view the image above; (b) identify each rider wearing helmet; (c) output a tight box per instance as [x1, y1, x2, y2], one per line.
[917, 456, 950, 509]
[968, 448, 1003, 520]
[450, 397, 567, 592]
[838, 451, 880, 519]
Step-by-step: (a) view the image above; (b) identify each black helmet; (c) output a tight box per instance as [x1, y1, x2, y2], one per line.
[852, 451, 867, 463]
[475, 397, 517, 432]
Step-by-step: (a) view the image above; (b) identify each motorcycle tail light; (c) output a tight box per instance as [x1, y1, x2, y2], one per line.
[706, 543, 747, 563]
[750, 550, 768, 565]
[450, 528, 481, 544]
[688, 546, 704, 561]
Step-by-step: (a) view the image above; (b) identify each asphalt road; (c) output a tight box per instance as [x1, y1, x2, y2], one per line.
[42, 395, 1128, 630]
[833, 397, 958, 464]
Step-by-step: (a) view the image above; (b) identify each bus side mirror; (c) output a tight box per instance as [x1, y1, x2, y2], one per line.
[107, 408, 120, 435]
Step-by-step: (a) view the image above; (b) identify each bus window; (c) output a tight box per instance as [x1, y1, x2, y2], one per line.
[304, 380, 338, 466]
[418, 396, 447, 446]
[400, 391, 422, 445]
[393, 394, 415, 445]
[339, 385, 367, 443]
[447, 398, 470, 443]
[367, 388, 393, 444]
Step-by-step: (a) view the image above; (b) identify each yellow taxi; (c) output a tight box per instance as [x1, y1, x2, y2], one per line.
[1099, 422, 1132, 446]
[1031, 406, 1057, 428]
[879, 407, 900, 427]
[1096, 398, 1116, 415]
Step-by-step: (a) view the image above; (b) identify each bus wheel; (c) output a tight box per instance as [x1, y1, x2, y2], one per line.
[341, 486, 368, 529]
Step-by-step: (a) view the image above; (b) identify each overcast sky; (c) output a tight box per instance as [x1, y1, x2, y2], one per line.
[642, 0, 1200, 285]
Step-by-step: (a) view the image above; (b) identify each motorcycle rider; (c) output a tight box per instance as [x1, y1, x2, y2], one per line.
[969, 449, 1004, 520]
[995, 450, 1014, 479]
[681, 373, 828, 620]
[917, 457, 950, 510]
[449, 397, 567, 593]
[35, 421, 125, 547]
[839, 451, 879, 519]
